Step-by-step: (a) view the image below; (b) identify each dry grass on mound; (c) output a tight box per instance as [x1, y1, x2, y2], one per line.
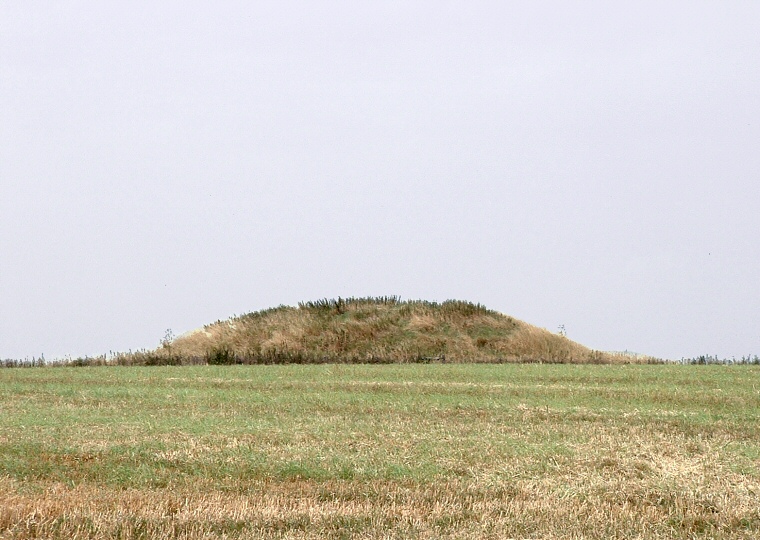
[158, 297, 627, 365]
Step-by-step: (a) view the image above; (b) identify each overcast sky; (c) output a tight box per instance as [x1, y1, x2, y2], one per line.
[2, 1, 758, 361]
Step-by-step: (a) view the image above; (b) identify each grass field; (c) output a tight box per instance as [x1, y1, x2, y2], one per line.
[1, 364, 758, 539]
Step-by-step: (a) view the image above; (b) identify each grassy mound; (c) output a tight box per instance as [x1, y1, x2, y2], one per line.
[153, 297, 627, 365]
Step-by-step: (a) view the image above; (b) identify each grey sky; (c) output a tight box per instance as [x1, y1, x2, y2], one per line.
[2, 1, 758, 361]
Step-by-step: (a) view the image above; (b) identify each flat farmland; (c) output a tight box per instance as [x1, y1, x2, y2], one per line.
[0, 364, 758, 539]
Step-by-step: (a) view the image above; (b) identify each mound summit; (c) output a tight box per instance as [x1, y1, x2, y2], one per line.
[162, 297, 624, 364]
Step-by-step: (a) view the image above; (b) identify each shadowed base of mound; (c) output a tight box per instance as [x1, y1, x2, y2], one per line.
[131, 297, 654, 366]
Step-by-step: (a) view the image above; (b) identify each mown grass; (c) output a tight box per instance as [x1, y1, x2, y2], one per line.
[1, 364, 759, 539]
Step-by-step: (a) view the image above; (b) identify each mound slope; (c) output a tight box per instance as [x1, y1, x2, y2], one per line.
[163, 297, 625, 364]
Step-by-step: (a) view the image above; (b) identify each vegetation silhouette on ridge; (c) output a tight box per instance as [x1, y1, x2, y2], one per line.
[3, 297, 670, 367]
[147, 296, 621, 366]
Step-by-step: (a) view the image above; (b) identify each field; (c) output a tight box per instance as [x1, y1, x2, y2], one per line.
[1, 364, 758, 539]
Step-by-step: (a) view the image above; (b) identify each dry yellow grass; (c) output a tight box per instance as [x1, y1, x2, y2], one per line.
[161, 297, 631, 364]
[2, 458, 758, 539]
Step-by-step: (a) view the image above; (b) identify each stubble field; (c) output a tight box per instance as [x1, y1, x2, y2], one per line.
[0, 364, 758, 539]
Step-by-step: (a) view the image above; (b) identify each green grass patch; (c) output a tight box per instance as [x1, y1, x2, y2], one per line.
[1, 364, 759, 538]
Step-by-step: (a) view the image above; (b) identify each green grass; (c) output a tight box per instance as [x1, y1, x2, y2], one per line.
[1, 364, 759, 539]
